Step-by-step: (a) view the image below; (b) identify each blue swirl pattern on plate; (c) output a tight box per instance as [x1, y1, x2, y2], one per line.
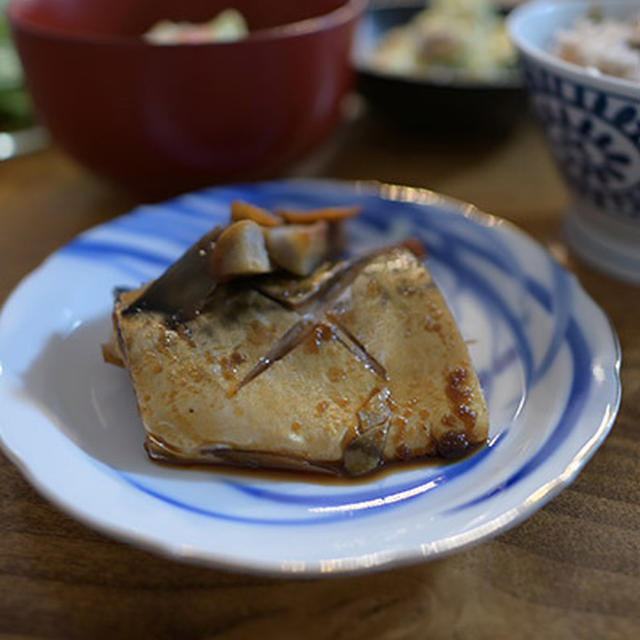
[61, 180, 592, 525]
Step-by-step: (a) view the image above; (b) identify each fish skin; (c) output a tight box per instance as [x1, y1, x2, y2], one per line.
[329, 248, 488, 462]
[111, 247, 488, 474]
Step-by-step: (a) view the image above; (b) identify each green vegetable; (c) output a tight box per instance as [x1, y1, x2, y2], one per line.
[0, 5, 34, 129]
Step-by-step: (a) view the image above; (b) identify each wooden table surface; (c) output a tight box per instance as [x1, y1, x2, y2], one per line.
[1, 108, 639, 639]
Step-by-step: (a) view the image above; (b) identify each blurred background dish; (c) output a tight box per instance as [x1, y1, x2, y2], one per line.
[0, 0, 47, 159]
[353, 0, 525, 135]
[0, 0, 30, 129]
[143, 8, 250, 44]
[7, 0, 364, 197]
[509, 0, 640, 283]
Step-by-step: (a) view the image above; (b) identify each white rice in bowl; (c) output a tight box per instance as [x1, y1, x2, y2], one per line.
[553, 13, 640, 82]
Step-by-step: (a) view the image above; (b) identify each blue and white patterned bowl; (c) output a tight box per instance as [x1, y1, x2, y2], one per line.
[508, 0, 640, 283]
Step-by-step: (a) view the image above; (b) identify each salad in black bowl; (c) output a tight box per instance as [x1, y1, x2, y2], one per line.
[353, 0, 524, 135]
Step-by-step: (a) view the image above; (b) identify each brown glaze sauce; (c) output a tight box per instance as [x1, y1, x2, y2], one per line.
[328, 367, 346, 383]
[315, 401, 329, 415]
[219, 357, 237, 381]
[144, 437, 485, 486]
[445, 367, 478, 433]
[304, 323, 337, 354]
[437, 430, 472, 460]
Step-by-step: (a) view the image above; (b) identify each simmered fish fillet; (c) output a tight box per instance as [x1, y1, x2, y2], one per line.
[109, 246, 488, 476]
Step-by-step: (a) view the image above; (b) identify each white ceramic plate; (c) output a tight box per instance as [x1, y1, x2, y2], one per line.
[0, 180, 621, 576]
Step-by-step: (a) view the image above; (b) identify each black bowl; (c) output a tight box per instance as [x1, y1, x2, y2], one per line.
[353, 2, 525, 136]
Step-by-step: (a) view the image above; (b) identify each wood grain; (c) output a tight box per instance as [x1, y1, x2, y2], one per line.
[1, 111, 638, 639]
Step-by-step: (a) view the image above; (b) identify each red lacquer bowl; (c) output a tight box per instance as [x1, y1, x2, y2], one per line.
[8, 0, 364, 196]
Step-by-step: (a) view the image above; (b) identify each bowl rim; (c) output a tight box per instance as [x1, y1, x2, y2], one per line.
[507, 0, 640, 95]
[355, 65, 522, 92]
[6, 0, 365, 46]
